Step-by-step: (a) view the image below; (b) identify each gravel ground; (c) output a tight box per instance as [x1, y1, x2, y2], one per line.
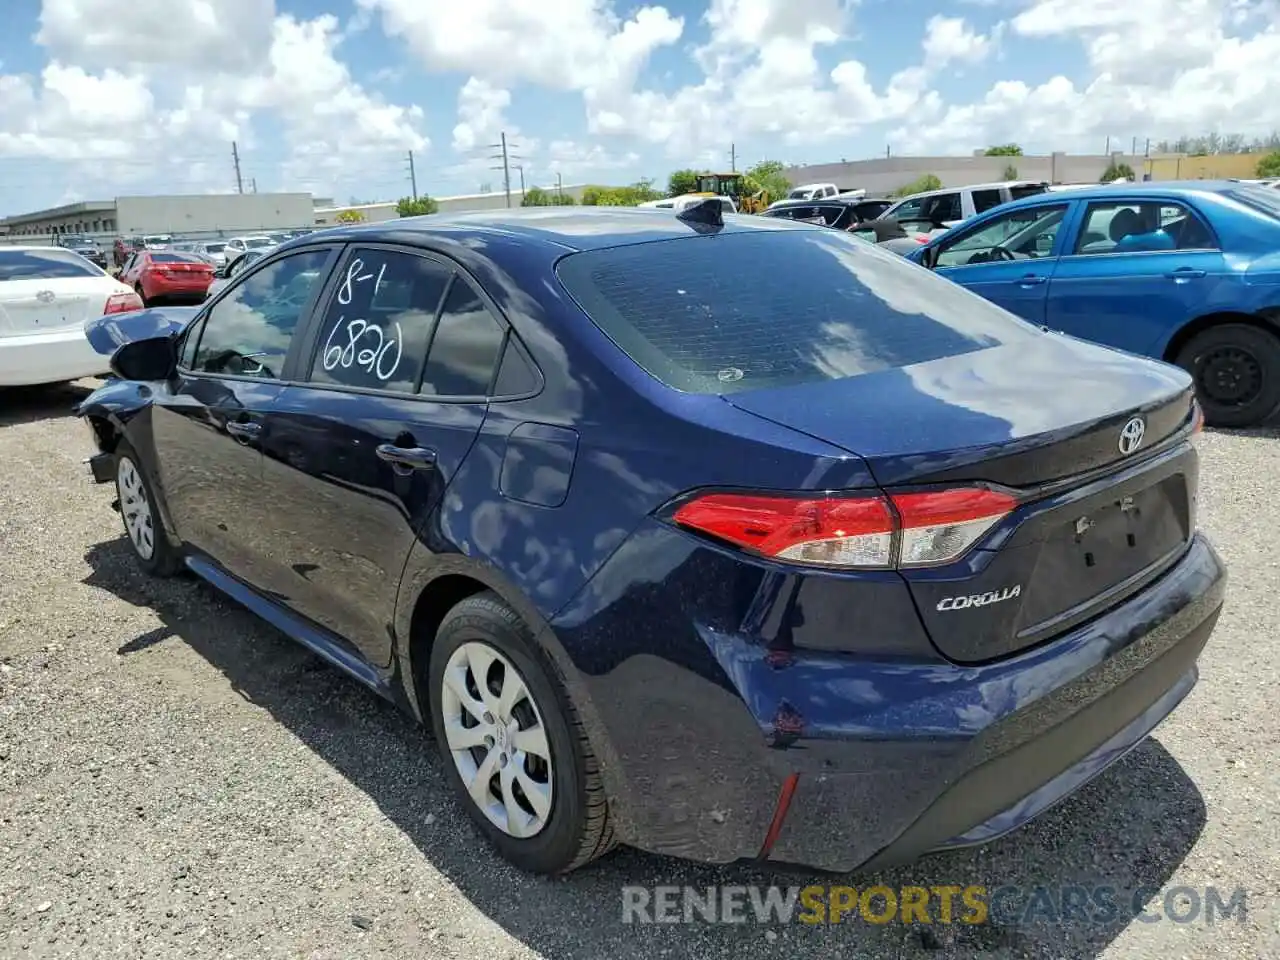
[1, 380, 1278, 960]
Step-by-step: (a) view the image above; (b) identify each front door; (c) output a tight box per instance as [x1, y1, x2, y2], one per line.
[148, 246, 337, 584]
[933, 202, 1071, 325]
[1045, 198, 1229, 355]
[256, 246, 509, 667]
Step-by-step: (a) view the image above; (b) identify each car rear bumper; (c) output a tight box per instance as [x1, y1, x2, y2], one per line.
[0, 329, 109, 387]
[146, 280, 211, 299]
[557, 530, 1225, 872]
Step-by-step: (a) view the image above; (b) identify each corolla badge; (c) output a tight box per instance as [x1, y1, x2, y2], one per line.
[937, 585, 1021, 611]
[1118, 416, 1146, 455]
[35, 290, 56, 303]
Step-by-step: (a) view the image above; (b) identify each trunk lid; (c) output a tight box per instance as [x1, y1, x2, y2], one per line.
[84, 305, 199, 355]
[725, 335, 1199, 663]
[0, 277, 110, 337]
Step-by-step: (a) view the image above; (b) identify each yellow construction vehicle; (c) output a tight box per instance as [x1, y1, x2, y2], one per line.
[692, 173, 770, 214]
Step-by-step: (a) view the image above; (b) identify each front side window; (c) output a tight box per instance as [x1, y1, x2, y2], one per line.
[935, 204, 1068, 267]
[418, 280, 507, 397]
[192, 249, 329, 379]
[309, 249, 452, 393]
[1072, 200, 1217, 255]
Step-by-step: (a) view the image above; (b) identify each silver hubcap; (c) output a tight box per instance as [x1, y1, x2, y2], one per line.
[440, 641, 553, 838]
[117, 456, 155, 561]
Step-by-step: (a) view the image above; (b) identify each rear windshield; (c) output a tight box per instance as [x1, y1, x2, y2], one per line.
[1008, 183, 1049, 201]
[555, 230, 1035, 394]
[0, 249, 103, 281]
[202, 242, 227, 252]
[1227, 186, 1280, 220]
[244, 237, 273, 249]
[149, 252, 206, 263]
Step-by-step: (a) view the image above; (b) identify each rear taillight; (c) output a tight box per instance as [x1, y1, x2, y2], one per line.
[1191, 400, 1205, 435]
[671, 487, 1018, 569]
[104, 292, 144, 314]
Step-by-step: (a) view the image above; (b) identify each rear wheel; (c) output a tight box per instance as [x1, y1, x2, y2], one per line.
[114, 440, 180, 576]
[428, 592, 615, 874]
[1175, 323, 1280, 428]
[133, 282, 149, 307]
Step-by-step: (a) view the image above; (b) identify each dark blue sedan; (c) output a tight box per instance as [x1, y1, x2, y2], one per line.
[910, 180, 1280, 427]
[76, 205, 1225, 875]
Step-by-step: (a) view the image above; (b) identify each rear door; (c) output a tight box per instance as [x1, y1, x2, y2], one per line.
[1045, 197, 1229, 355]
[931, 201, 1072, 324]
[256, 245, 509, 668]
[148, 246, 338, 584]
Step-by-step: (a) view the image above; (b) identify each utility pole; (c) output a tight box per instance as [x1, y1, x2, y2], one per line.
[488, 132, 522, 208]
[250, 178, 257, 194]
[729, 143, 736, 172]
[516, 165, 526, 193]
[232, 141, 244, 194]
[555, 172, 563, 200]
[406, 150, 418, 200]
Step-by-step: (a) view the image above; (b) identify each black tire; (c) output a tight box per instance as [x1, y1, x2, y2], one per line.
[1175, 323, 1280, 428]
[113, 439, 181, 577]
[427, 592, 615, 874]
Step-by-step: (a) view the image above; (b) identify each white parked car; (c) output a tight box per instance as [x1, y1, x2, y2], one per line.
[206, 245, 277, 298]
[781, 182, 841, 202]
[222, 235, 276, 260]
[878, 180, 1051, 231]
[0, 246, 143, 387]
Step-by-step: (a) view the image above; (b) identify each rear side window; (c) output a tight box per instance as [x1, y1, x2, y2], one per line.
[972, 189, 1003, 214]
[556, 230, 1036, 395]
[0, 249, 103, 280]
[419, 281, 506, 396]
[1008, 183, 1049, 201]
[309, 249, 452, 393]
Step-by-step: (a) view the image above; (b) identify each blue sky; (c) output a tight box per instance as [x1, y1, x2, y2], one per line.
[1, 0, 1276, 213]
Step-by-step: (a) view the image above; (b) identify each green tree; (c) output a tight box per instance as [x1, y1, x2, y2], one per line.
[521, 186, 552, 207]
[581, 180, 662, 206]
[335, 209, 365, 223]
[892, 174, 942, 197]
[984, 144, 1023, 156]
[1002, 163, 1019, 181]
[743, 160, 791, 204]
[396, 195, 439, 217]
[1256, 151, 1280, 177]
[1100, 162, 1137, 183]
[550, 193, 576, 205]
[667, 168, 702, 196]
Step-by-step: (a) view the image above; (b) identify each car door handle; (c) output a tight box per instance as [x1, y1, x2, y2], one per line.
[225, 420, 261, 440]
[1164, 268, 1206, 279]
[1016, 274, 1046, 286]
[376, 444, 437, 469]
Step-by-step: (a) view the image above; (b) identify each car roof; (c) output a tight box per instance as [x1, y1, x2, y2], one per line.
[297, 206, 813, 253]
[0, 245, 67, 253]
[996, 179, 1249, 213]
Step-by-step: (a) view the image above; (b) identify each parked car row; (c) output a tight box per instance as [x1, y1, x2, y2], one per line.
[109, 229, 311, 269]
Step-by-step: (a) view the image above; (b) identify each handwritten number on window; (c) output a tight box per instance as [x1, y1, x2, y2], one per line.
[323, 316, 404, 381]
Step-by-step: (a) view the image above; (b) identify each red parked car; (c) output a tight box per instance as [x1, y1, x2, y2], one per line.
[118, 251, 215, 305]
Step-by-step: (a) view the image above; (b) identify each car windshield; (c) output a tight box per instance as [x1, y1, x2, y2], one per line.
[555, 229, 1036, 395]
[1227, 186, 1280, 220]
[202, 242, 227, 253]
[244, 237, 274, 249]
[0, 249, 104, 281]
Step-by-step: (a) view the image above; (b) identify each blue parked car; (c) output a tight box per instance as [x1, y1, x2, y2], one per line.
[910, 180, 1280, 427]
[76, 204, 1224, 875]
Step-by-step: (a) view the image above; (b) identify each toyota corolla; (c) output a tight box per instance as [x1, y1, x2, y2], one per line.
[76, 204, 1226, 875]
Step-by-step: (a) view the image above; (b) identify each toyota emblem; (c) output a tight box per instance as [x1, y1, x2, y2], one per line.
[35, 290, 56, 303]
[1118, 416, 1146, 455]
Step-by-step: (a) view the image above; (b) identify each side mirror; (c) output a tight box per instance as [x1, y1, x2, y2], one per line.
[921, 245, 939, 269]
[110, 335, 177, 382]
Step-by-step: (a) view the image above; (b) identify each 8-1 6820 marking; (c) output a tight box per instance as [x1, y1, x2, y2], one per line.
[323, 256, 403, 381]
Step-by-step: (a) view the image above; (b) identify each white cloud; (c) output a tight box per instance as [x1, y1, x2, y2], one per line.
[452, 78, 512, 153]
